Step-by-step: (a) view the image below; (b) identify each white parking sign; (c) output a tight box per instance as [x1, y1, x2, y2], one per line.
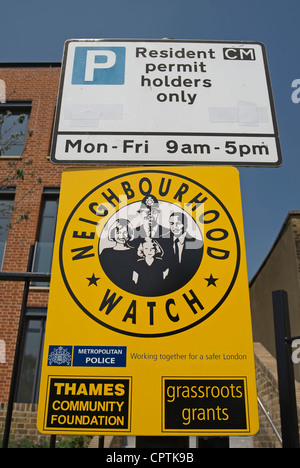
[50, 39, 282, 166]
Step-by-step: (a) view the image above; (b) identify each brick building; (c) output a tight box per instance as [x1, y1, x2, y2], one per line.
[250, 211, 300, 382]
[0, 63, 299, 448]
[0, 64, 63, 433]
[249, 212, 300, 446]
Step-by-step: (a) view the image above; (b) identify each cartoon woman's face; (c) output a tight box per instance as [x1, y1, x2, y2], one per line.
[115, 225, 129, 243]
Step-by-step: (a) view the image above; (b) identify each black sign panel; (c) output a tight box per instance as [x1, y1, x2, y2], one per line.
[44, 376, 132, 432]
[163, 377, 248, 432]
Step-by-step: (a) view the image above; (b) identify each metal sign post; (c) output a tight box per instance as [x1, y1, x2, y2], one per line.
[272, 290, 300, 448]
[1, 246, 51, 448]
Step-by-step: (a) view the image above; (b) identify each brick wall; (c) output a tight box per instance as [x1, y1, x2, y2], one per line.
[0, 403, 40, 443]
[253, 342, 300, 448]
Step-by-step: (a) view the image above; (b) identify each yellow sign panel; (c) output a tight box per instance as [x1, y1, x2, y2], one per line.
[37, 166, 259, 436]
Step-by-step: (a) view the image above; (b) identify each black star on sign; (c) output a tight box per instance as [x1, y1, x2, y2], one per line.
[86, 274, 100, 286]
[205, 274, 218, 287]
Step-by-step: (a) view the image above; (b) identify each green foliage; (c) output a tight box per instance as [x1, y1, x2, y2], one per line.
[0, 110, 33, 157]
[4, 435, 93, 448]
[0, 107, 42, 229]
[55, 435, 93, 448]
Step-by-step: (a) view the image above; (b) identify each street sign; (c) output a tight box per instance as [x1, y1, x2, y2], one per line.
[50, 39, 281, 166]
[37, 166, 259, 436]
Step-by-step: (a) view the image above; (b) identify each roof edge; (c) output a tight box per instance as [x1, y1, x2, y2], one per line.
[0, 62, 61, 68]
[249, 211, 300, 287]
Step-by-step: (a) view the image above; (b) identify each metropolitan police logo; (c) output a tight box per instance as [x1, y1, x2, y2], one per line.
[59, 168, 240, 337]
[48, 346, 72, 366]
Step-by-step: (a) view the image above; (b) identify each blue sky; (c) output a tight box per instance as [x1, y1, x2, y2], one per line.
[1, 0, 300, 280]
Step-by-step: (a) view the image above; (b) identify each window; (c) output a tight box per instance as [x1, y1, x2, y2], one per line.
[0, 188, 15, 270]
[32, 188, 59, 285]
[0, 101, 32, 157]
[16, 308, 46, 403]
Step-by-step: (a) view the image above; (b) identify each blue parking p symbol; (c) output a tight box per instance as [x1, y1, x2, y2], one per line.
[72, 47, 126, 85]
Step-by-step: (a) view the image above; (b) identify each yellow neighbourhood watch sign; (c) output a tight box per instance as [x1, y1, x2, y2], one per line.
[37, 166, 259, 436]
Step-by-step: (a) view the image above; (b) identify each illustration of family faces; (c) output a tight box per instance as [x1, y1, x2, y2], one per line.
[99, 195, 203, 296]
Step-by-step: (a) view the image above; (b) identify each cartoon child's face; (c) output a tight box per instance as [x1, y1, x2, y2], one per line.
[143, 241, 156, 258]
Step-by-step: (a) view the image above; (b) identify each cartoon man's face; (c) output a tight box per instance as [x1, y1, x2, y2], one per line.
[169, 215, 185, 237]
[140, 207, 159, 226]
